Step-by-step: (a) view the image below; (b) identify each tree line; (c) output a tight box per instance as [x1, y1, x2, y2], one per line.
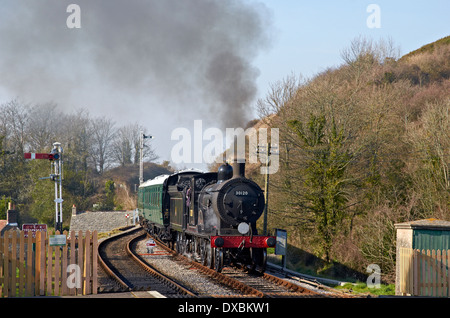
[255, 36, 450, 281]
[0, 102, 157, 225]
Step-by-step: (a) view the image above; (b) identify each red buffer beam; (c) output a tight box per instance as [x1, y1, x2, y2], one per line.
[211, 236, 276, 248]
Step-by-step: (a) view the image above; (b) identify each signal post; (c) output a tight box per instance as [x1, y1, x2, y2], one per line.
[24, 142, 64, 232]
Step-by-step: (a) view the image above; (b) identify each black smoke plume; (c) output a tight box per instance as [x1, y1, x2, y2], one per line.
[0, 0, 272, 128]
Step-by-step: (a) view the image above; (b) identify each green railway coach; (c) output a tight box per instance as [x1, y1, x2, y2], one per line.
[138, 175, 169, 226]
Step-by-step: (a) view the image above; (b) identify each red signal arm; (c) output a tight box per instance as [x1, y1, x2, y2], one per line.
[24, 153, 51, 160]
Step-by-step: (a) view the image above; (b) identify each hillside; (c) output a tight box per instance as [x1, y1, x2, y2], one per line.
[247, 36, 450, 282]
[97, 162, 174, 210]
[399, 35, 450, 61]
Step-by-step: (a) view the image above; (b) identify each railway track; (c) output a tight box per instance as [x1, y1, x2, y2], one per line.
[138, 231, 328, 298]
[97, 228, 197, 297]
[98, 227, 351, 298]
[220, 268, 322, 297]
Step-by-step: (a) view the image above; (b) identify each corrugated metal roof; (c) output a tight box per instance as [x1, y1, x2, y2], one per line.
[395, 218, 450, 230]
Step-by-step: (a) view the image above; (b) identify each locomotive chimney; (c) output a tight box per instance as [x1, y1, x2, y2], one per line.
[232, 158, 245, 178]
[231, 136, 245, 178]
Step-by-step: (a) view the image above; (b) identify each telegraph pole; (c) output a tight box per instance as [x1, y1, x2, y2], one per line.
[257, 142, 278, 235]
[139, 131, 154, 185]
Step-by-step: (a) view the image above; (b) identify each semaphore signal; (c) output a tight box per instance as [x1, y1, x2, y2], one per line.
[24, 142, 64, 232]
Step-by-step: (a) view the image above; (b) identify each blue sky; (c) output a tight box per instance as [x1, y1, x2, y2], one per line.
[254, 0, 449, 99]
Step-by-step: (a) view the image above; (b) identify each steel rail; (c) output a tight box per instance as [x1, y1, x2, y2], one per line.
[97, 229, 141, 291]
[127, 233, 198, 298]
[147, 232, 267, 297]
[146, 231, 328, 297]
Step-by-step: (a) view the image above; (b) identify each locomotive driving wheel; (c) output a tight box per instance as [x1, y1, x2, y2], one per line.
[215, 248, 224, 272]
[176, 232, 185, 255]
[250, 248, 267, 274]
[200, 239, 208, 266]
[199, 238, 215, 269]
[206, 245, 215, 269]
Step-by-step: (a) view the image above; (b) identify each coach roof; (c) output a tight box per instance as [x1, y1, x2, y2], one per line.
[139, 174, 170, 188]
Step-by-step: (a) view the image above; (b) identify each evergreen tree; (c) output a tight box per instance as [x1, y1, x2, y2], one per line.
[288, 114, 353, 262]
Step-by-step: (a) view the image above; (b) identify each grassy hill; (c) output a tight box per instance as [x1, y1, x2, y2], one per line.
[399, 35, 450, 61]
[93, 162, 173, 211]
[246, 35, 450, 283]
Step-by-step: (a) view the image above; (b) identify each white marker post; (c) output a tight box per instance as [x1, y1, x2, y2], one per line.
[146, 238, 156, 254]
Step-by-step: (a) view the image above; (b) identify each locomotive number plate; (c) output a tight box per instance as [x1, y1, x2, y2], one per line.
[235, 190, 249, 196]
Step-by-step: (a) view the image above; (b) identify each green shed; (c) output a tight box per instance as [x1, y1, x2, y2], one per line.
[395, 218, 450, 251]
[395, 218, 450, 295]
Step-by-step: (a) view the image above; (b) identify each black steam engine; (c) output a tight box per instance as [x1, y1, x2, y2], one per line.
[138, 159, 275, 273]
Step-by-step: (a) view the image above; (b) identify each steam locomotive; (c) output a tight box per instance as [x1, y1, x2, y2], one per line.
[138, 159, 275, 273]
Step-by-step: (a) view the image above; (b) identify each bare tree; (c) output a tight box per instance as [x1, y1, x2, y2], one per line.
[340, 36, 400, 85]
[112, 122, 158, 167]
[26, 102, 62, 152]
[112, 125, 134, 166]
[90, 117, 116, 174]
[256, 74, 302, 119]
[0, 99, 30, 155]
[61, 109, 93, 173]
[340, 36, 400, 66]
[132, 124, 158, 164]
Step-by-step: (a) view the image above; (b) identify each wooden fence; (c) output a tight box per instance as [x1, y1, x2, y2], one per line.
[399, 247, 450, 297]
[0, 229, 98, 297]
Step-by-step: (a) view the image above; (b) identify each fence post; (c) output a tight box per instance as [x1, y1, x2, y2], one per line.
[69, 230, 76, 295]
[92, 231, 98, 295]
[3, 232, 10, 297]
[18, 231, 24, 297]
[430, 249, 435, 296]
[77, 230, 83, 295]
[437, 250, 442, 297]
[447, 250, 450, 297]
[61, 230, 68, 296]
[83, 230, 91, 295]
[46, 234, 52, 295]
[413, 249, 418, 296]
[0, 234, 3, 296]
[39, 230, 46, 295]
[54, 231, 61, 296]
[26, 232, 33, 297]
